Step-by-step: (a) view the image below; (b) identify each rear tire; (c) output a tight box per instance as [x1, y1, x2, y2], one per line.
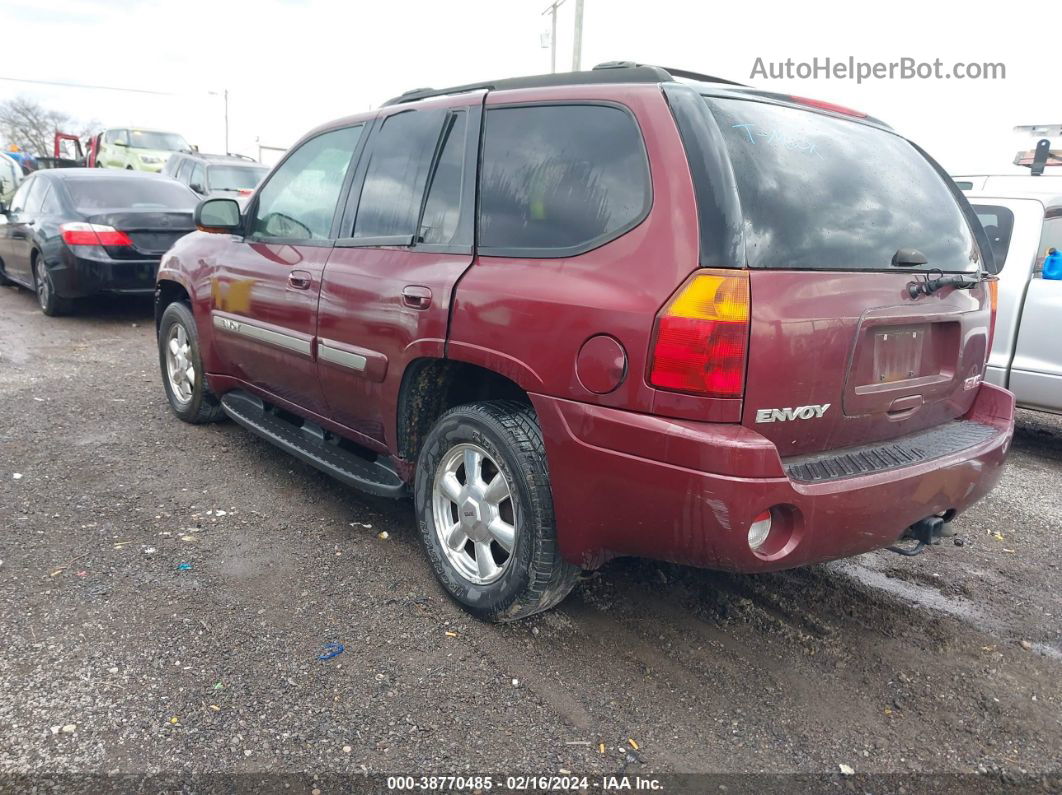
[414, 400, 580, 622]
[158, 301, 224, 424]
[0, 258, 13, 287]
[33, 257, 72, 316]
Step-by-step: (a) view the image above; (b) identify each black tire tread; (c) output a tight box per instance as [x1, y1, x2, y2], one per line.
[33, 256, 72, 316]
[479, 400, 581, 621]
[417, 400, 580, 622]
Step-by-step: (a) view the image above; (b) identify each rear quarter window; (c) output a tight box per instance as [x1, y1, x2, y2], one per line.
[972, 205, 1016, 267]
[478, 104, 651, 256]
[707, 97, 977, 272]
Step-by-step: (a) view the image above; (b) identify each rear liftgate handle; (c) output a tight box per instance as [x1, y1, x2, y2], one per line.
[402, 285, 432, 310]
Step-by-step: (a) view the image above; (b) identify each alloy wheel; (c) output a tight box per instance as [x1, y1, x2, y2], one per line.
[431, 443, 517, 585]
[165, 323, 195, 403]
[34, 263, 49, 310]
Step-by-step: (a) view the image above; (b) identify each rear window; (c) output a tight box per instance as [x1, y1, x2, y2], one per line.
[706, 97, 976, 272]
[129, 130, 188, 151]
[208, 164, 268, 192]
[65, 178, 198, 212]
[972, 204, 1015, 266]
[478, 104, 651, 256]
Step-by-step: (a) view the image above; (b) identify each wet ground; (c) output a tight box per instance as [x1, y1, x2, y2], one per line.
[0, 285, 1060, 790]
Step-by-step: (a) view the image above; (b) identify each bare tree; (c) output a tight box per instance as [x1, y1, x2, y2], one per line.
[0, 96, 98, 157]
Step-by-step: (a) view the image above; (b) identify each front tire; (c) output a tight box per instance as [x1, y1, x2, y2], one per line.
[158, 301, 223, 424]
[33, 258, 72, 316]
[414, 401, 580, 622]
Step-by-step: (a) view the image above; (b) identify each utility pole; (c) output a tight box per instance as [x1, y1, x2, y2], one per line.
[221, 87, 228, 153]
[209, 88, 230, 153]
[542, 0, 565, 73]
[571, 0, 584, 71]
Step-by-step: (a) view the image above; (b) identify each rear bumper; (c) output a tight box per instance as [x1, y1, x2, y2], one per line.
[532, 383, 1015, 571]
[49, 247, 160, 298]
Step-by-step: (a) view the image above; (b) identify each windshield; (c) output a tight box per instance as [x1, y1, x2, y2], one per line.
[706, 97, 977, 272]
[128, 130, 188, 151]
[208, 164, 268, 191]
[66, 178, 198, 212]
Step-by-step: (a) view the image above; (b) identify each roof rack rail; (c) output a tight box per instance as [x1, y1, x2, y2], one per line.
[593, 61, 747, 87]
[380, 62, 743, 107]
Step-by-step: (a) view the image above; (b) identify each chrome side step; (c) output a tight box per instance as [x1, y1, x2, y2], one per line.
[220, 390, 406, 499]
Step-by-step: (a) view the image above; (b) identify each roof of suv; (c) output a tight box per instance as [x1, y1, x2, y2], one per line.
[380, 62, 893, 131]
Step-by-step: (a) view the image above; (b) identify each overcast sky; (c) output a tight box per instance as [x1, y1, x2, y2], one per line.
[0, 0, 1050, 173]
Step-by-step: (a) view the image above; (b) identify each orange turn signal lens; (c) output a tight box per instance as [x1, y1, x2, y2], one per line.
[649, 271, 750, 397]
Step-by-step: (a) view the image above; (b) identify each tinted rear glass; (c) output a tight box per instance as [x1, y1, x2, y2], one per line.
[419, 112, 468, 246]
[353, 109, 441, 239]
[972, 204, 1015, 266]
[707, 97, 976, 272]
[65, 178, 198, 212]
[478, 104, 650, 256]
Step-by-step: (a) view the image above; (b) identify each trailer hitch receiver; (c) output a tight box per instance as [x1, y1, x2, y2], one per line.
[887, 515, 953, 557]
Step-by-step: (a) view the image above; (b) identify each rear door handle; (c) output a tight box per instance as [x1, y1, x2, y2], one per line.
[288, 270, 312, 290]
[402, 285, 432, 309]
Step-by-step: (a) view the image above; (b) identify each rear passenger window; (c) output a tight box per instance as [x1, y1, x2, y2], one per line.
[21, 177, 46, 214]
[419, 112, 468, 245]
[253, 125, 362, 241]
[353, 110, 441, 239]
[478, 104, 650, 255]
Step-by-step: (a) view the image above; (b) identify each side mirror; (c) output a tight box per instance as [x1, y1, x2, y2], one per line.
[195, 197, 241, 233]
[189, 182, 205, 195]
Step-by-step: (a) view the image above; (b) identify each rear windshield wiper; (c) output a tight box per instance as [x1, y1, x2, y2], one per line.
[906, 271, 980, 298]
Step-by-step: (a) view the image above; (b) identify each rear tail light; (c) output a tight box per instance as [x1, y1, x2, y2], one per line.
[60, 222, 133, 247]
[648, 270, 750, 397]
[986, 276, 999, 352]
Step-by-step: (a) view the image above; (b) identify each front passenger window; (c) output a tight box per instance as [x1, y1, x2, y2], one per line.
[253, 126, 362, 241]
[188, 163, 206, 193]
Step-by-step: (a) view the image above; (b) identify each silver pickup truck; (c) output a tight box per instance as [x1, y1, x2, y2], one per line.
[965, 188, 1062, 413]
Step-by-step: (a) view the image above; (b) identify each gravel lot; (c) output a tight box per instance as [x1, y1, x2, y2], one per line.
[0, 285, 1060, 790]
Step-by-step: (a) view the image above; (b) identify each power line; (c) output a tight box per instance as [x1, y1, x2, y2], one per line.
[0, 76, 177, 96]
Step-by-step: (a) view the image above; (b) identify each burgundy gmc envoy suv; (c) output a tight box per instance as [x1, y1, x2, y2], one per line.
[154, 63, 1015, 621]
